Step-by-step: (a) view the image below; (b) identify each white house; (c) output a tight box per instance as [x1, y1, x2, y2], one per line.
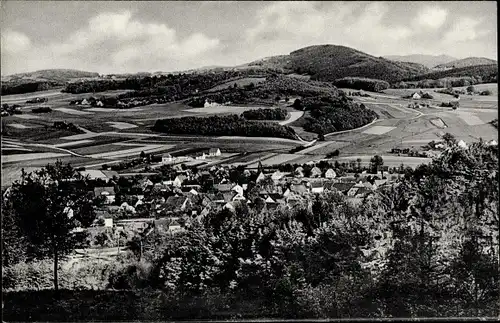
[94, 187, 116, 204]
[232, 184, 244, 196]
[412, 92, 421, 100]
[96, 101, 104, 107]
[204, 100, 220, 108]
[311, 181, 324, 194]
[271, 171, 284, 181]
[173, 175, 186, 187]
[208, 148, 222, 157]
[81, 98, 90, 105]
[256, 172, 267, 183]
[324, 168, 336, 179]
[162, 154, 175, 164]
[310, 167, 322, 178]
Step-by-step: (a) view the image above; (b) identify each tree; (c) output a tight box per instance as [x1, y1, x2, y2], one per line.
[356, 158, 362, 170]
[318, 132, 325, 141]
[466, 85, 475, 94]
[442, 133, 457, 146]
[8, 161, 93, 293]
[370, 155, 384, 174]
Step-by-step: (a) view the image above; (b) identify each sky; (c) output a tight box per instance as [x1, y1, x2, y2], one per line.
[1, 1, 497, 75]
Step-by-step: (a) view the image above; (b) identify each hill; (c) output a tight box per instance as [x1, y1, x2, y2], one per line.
[240, 45, 429, 83]
[435, 57, 497, 69]
[384, 54, 457, 68]
[1, 69, 100, 83]
[405, 64, 498, 82]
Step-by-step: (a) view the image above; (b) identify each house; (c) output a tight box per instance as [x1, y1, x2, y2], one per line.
[324, 168, 336, 179]
[215, 183, 233, 192]
[294, 169, 304, 178]
[173, 175, 186, 187]
[256, 172, 267, 183]
[207, 148, 222, 157]
[165, 196, 192, 212]
[232, 193, 246, 202]
[412, 92, 421, 100]
[81, 98, 90, 105]
[330, 182, 356, 195]
[96, 101, 104, 107]
[347, 182, 365, 197]
[311, 181, 324, 194]
[310, 167, 322, 178]
[192, 152, 207, 160]
[204, 99, 219, 108]
[94, 187, 116, 204]
[271, 171, 284, 181]
[290, 183, 309, 195]
[162, 154, 175, 164]
[231, 184, 244, 196]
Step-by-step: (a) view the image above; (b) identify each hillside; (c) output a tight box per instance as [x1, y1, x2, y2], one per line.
[384, 54, 457, 68]
[240, 45, 429, 83]
[1, 69, 100, 83]
[435, 57, 497, 69]
[405, 64, 498, 82]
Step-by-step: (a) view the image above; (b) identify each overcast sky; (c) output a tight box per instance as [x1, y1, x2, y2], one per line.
[1, 1, 497, 75]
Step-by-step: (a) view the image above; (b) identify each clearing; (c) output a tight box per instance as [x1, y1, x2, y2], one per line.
[53, 108, 93, 115]
[362, 126, 397, 135]
[106, 122, 138, 130]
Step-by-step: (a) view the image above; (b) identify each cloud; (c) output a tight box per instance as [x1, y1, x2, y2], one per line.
[443, 17, 489, 43]
[1, 30, 31, 53]
[245, 1, 328, 43]
[2, 11, 220, 74]
[414, 6, 448, 29]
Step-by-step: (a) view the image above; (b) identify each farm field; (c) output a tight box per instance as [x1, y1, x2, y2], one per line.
[2, 83, 497, 188]
[205, 77, 266, 92]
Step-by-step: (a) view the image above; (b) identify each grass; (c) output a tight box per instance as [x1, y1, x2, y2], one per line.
[205, 77, 266, 92]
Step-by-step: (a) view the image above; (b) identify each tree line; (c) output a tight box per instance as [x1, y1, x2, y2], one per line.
[242, 108, 288, 120]
[153, 114, 298, 140]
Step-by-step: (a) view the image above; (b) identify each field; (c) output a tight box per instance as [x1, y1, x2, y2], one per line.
[206, 77, 266, 92]
[2, 84, 497, 187]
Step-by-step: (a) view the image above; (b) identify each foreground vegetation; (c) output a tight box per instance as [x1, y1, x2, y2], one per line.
[2, 139, 498, 320]
[153, 114, 298, 140]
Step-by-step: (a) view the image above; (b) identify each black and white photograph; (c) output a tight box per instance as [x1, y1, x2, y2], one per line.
[1, 0, 498, 321]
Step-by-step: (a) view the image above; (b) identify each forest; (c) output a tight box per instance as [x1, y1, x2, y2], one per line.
[299, 96, 378, 134]
[1, 81, 60, 96]
[242, 108, 288, 120]
[2, 140, 498, 320]
[333, 77, 390, 92]
[153, 114, 298, 140]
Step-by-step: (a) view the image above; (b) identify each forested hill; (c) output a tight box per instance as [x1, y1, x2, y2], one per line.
[1, 69, 99, 83]
[241, 45, 430, 83]
[383, 54, 457, 68]
[404, 64, 498, 83]
[435, 57, 497, 69]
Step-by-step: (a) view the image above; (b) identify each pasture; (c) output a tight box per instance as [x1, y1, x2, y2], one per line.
[206, 77, 266, 92]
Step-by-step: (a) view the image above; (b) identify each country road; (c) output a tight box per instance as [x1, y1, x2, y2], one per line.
[279, 111, 304, 125]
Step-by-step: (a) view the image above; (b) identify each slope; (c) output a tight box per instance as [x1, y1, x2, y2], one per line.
[240, 45, 429, 83]
[384, 54, 457, 69]
[435, 57, 497, 69]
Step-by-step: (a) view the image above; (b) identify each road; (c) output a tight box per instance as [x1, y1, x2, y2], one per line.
[279, 111, 304, 125]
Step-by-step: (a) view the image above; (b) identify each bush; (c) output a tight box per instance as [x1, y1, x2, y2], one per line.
[242, 108, 288, 120]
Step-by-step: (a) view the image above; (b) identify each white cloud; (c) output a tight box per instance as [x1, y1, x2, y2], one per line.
[245, 1, 328, 43]
[443, 17, 489, 43]
[2, 11, 220, 74]
[1, 30, 31, 53]
[414, 6, 448, 29]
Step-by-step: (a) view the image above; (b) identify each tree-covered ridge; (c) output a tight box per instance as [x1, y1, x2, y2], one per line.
[1, 81, 60, 96]
[153, 114, 298, 140]
[333, 77, 390, 92]
[62, 70, 272, 95]
[242, 108, 288, 120]
[300, 96, 378, 134]
[404, 64, 497, 83]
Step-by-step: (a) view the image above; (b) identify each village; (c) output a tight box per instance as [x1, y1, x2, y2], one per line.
[75, 146, 399, 238]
